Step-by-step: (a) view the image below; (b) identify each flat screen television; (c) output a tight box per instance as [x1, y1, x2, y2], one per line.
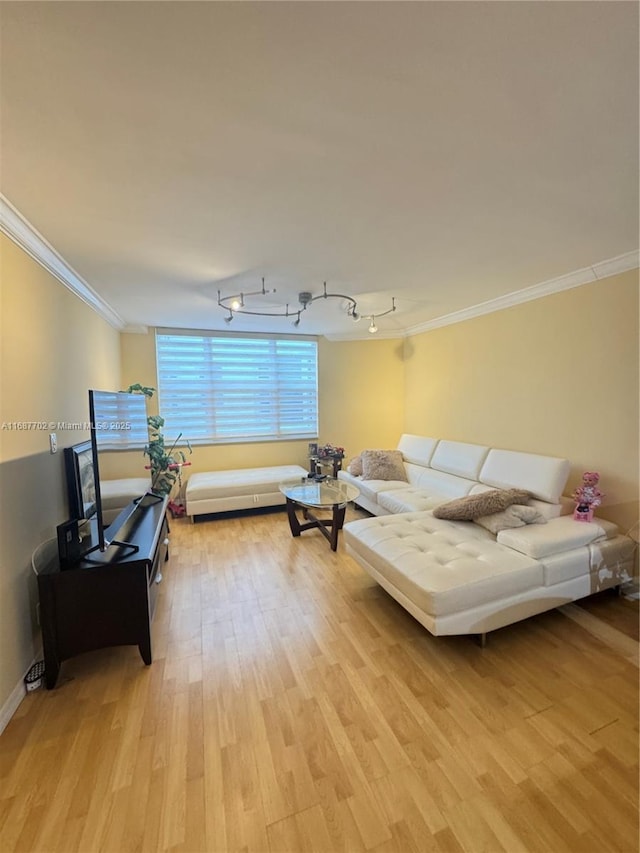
[64, 440, 97, 522]
[88, 389, 155, 555]
[64, 390, 154, 559]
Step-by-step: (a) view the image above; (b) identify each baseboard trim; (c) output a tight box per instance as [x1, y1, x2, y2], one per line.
[0, 651, 43, 735]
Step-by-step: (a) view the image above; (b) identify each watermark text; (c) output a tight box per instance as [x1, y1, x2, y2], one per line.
[1, 421, 132, 431]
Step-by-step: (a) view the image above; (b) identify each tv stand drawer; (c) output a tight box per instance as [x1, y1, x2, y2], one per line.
[148, 518, 170, 618]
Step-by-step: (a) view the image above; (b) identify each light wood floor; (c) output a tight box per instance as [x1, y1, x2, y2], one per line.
[2, 507, 638, 853]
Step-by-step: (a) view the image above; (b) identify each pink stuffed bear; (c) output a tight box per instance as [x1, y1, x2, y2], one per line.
[572, 471, 604, 521]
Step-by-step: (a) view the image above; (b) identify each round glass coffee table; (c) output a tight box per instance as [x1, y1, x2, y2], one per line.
[279, 477, 361, 551]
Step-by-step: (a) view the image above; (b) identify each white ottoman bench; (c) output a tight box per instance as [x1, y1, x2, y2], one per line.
[186, 465, 308, 519]
[101, 477, 151, 524]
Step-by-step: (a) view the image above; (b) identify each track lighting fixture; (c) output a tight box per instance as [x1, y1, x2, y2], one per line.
[217, 279, 396, 333]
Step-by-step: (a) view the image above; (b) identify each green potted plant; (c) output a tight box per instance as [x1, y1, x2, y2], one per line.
[126, 384, 192, 505]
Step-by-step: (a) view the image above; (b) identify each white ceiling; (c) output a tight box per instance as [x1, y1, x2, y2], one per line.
[1, 2, 638, 339]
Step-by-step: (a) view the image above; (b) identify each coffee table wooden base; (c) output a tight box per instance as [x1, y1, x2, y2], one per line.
[285, 498, 347, 551]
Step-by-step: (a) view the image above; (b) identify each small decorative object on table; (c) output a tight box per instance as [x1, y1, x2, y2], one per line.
[572, 471, 604, 523]
[309, 443, 345, 478]
[316, 443, 345, 460]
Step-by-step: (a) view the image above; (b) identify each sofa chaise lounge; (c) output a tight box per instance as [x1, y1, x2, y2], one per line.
[339, 435, 634, 641]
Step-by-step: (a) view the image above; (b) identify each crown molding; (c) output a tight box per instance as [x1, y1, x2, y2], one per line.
[2, 193, 636, 341]
[591, 250, 639, 281]
[323, 329, 406, 342]
[406, 250, 640, 337]
[122, 325, 150, 334]
[0, 194, 125, 330]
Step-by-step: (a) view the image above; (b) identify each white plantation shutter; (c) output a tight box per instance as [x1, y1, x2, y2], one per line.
[155, 331, 318, 443]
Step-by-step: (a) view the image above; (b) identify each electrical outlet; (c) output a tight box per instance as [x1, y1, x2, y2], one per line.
[49, 433, 57, 454]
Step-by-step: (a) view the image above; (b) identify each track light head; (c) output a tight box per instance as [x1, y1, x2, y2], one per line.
[368, 318, 378, 334]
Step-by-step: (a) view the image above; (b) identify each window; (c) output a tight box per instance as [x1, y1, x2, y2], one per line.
[90, 390, 149, 450]
[155, 331, 318, 444]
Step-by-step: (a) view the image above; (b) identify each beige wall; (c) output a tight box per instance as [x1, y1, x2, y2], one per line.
[117, 276, 639, 536]
[317, 336, 405, 460]
[2, 233, 637, 721]
[107, 331, 406, 480]
[0, 235, 121, 713]
[404, 270, 639, 532]
[0, 240, 121, 462]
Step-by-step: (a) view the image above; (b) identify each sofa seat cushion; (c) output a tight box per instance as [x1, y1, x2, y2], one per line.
[353, 478, 412, 503]
[186, 465, 307, 501]
[344, 513, 542, 618]
[378, 487, 449, 514]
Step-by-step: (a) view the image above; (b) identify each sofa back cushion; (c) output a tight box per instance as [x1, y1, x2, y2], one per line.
[397, 434, 438, 467]
[409, 466, 479, 499]
[430, 440, 490, 480]
[479, 449, 570, 504]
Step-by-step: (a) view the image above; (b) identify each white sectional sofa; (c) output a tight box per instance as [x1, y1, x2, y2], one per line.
[340, 435, 634, 641]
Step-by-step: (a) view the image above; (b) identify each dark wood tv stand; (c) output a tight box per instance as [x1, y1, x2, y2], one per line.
[36, 496, 169, 689]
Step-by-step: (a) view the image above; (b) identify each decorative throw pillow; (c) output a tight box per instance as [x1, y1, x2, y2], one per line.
[347, 455, 363, 476]
[474, 507, 527, 535]
[361, 449, 408, 482]
[474, 504, 547, 535]
[511, 505, 548, 525]
[432, 488, 531, 521]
